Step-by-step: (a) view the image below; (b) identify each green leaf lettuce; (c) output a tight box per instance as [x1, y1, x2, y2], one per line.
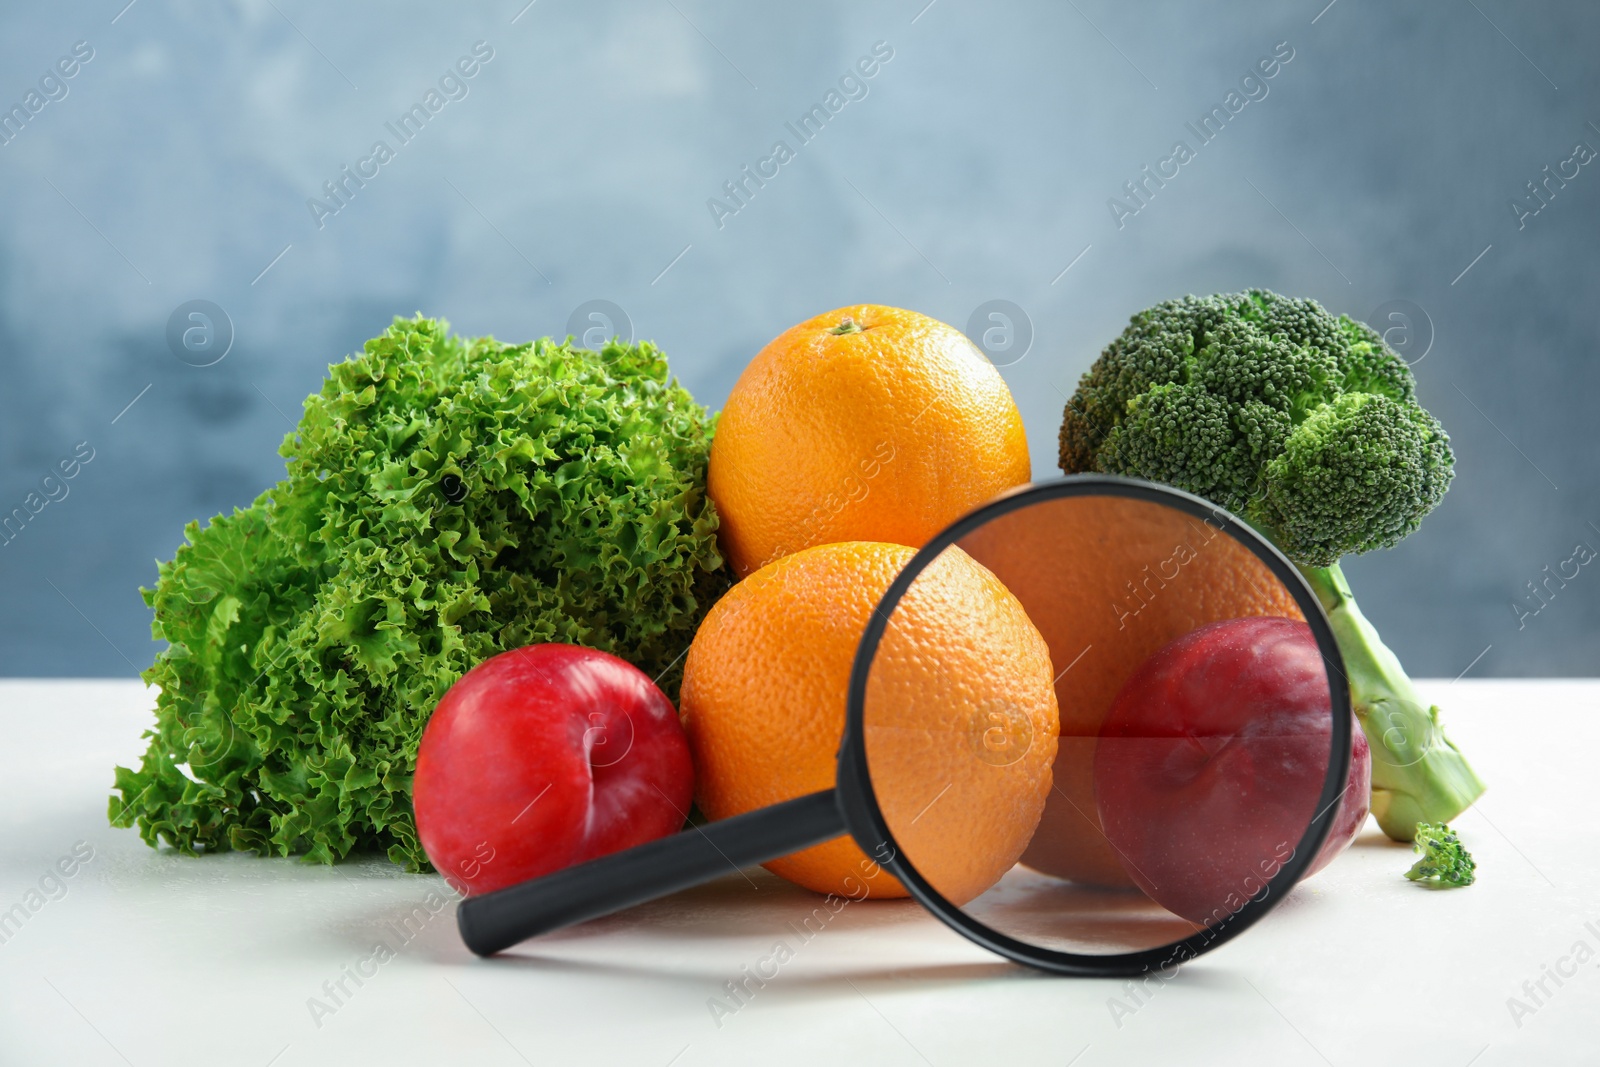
[110, 315, 726, 869]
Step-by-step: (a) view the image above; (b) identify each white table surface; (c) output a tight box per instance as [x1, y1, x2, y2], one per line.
[0, 678, 1594, 1066]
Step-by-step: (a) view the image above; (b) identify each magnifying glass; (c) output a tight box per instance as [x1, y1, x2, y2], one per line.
[456, 476, 1351, 976]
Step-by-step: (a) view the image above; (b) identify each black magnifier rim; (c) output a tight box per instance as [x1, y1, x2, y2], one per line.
[835, 474, 1353, 978]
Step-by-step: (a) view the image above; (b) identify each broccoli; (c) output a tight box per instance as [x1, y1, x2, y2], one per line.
[1060, 289, 1485, 842]
[1404, 823, 1477, 887]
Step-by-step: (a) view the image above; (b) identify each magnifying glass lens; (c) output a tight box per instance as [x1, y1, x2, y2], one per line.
[861, 492, 1339, 957]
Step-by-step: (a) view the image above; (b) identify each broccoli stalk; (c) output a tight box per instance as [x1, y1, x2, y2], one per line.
[1060, 289, 1486, 842]
[1297, 562, 1486, 837]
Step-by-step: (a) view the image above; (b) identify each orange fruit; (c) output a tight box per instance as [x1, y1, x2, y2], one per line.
[707, 305, 1031, 578]
[957, 495, 1305, 887]
[680, 541, 1058, 904]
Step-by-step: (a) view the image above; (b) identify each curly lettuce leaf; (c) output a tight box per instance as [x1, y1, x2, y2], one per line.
[111, 316, 725, 869]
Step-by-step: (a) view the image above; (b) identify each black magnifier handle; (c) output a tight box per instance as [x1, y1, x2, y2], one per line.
[457, 788, 848, 956]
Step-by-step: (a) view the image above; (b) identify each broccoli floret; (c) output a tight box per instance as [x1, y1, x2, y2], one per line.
[1061, 289, 1485, 843]
[1063, 291, 1451, 565]
[1405, 823, 1476, 887]
[1258, 391, 1454, 565]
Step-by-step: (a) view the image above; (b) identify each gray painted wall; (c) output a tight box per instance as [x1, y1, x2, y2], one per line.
[1, 0, 1595, 677]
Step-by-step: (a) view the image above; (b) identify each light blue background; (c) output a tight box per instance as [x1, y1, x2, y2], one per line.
[1, 0, 1595, 677]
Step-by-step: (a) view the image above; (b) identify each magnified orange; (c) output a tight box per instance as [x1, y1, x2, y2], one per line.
[959, 496, 1306, 887]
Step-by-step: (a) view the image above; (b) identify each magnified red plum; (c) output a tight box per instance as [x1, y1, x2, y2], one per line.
[1094, 617, 1370, 924]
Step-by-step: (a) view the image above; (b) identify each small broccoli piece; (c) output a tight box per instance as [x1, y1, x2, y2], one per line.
[1405, 823, 1476, 887]
[1061, 289, 1485, 842]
